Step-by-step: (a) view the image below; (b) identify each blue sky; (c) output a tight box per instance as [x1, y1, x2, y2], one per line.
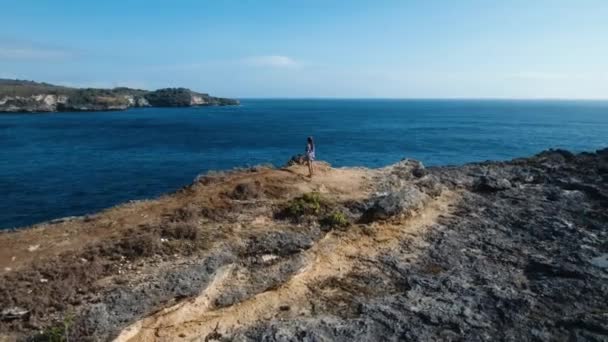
[1, 0, 607, 98]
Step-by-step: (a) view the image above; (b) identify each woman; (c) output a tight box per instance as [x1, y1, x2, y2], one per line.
[305, 136, 315, 177]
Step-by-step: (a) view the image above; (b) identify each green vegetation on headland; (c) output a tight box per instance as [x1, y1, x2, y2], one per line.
[0, 79, 239, 113]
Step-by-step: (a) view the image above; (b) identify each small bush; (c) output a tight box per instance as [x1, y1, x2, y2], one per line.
[161, 222, 199, 240]
[321, 211, 349, 228]
[230, 181, 263, 200]
[285, 192, 323, 217]
[111, 231, 160, 259]
[169, 205, 200, 221]
[31, 314, 74, 342]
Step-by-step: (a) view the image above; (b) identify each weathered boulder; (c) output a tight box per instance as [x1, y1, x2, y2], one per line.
[285, 154, 307, 167]
[361, 186, 427, 222]
[415, 174, 443, 198]
[390, 159, 427, 180]
[473, 175, 511, 192]
[536, 148, 576, 163]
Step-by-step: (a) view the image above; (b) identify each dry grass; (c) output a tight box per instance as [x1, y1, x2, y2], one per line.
[0, 163, 376, 339]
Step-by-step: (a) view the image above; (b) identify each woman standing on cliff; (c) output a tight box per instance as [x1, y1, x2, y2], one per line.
[306, 136, 315, 177]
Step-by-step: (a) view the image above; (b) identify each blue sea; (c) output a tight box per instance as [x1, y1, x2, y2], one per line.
[1, 99, 607, 229]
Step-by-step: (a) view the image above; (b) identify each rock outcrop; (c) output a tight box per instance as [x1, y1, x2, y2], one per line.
[0, 149, 607, 341]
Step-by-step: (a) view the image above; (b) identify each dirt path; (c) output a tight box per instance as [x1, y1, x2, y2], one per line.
[115, 191, 457, 341]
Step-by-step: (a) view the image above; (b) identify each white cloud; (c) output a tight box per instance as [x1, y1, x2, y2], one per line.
[0, 47, 67, 60]
[509, 72, 574, 81]
[52, 80, 150, 90]
[507, 71, 608, 81]
[0, 39, 73, 61]
[0, 72, 17, 79]
[139, 55, 302, 73]
[242, 55, 300, 68]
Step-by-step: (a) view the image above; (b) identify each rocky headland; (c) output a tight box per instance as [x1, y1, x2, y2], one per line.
[0, 79, 239, 113]
[0, 148, 607, 341]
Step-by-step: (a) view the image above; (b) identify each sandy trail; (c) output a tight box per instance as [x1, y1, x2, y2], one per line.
[115, 189, 456, 342]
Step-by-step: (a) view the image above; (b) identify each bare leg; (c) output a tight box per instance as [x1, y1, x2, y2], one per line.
[307, 160, 313, 177]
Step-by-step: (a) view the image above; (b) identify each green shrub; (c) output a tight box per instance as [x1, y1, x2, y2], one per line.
[321, 211, 349, 228]
[32, 314, 74, 342]
[285, 192, 323, 217]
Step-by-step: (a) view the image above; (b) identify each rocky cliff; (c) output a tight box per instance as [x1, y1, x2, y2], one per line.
[0, 79, 239, 113]
[0, 149, 606, 341]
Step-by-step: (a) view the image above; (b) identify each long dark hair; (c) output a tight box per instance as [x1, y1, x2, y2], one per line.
[307, 136, 314, 150]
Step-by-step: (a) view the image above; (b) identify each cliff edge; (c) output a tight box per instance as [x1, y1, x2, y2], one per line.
[0, 149, 607, 341]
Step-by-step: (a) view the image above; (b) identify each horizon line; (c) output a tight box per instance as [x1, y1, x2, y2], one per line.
[235, 97, 608, 101]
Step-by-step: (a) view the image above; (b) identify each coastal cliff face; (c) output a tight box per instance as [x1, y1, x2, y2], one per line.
[0, 94, 68, 112]
[0, 93, 147, 112]
[0, 149, 606, 341]
[0, 79, 239, 113]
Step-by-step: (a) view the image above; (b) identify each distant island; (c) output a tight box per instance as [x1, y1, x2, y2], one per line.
[0, 79, 239, 113]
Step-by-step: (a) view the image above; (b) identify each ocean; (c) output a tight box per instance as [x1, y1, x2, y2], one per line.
[1, 99, 607, 229]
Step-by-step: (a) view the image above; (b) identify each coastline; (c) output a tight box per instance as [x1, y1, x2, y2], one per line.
[1, 148, 607, 340]
[0, 101, 241, 114]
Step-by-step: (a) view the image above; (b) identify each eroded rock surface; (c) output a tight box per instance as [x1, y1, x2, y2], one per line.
[228, 149, 608, 342]
[0, 149, 607, 341]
